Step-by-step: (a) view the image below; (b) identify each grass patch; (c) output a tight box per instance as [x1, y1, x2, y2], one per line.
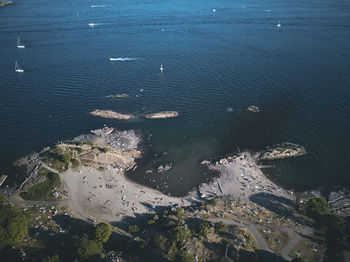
[21, 172, 60, 201]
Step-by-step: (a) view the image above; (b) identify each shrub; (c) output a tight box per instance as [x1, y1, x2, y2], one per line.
[214, 222, 226, 232]
[60, 152, 72, 166]
[102, 147, 109, 153]
[305, 198, 330, 220]
[98, 166, 105, 172]
[71, 158, 80, 167]
[208, 198, 217, 206]
[54, 146, 63, 155]
[128, 225, 140, 233]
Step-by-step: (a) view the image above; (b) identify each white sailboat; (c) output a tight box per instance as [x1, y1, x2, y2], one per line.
[277, 19, 281, 27]
[17, 37, 25, 48]
[160, 64, 164, 73]
[15, 61, 24, 73]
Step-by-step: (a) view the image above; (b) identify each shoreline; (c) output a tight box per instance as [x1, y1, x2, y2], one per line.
[4, 127, 349, 223]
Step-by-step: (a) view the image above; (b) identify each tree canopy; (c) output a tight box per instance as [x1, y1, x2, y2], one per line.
[0, 202, 29, 249]
[94, 222, 111, 243]
[174, 250, 194, 262]
[77, 237, 103, 259]
[305, 198, 330, 220]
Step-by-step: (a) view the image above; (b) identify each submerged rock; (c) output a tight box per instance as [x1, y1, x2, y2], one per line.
[157, 162, 173, 173]
[106, 94, 129, 99]
[89, 109, 134, 120]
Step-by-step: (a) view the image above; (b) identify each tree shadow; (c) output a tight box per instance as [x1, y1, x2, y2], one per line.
[249, 192, 311, 226]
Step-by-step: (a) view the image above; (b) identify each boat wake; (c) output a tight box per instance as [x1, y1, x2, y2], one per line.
[91, 4, 111, 8]
[109, 57, 138, 62]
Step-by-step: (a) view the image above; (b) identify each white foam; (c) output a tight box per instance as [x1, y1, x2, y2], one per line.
[91, 4, 111, 8]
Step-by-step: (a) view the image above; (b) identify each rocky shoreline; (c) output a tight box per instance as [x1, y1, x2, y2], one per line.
[0, 1, 13, 7]
[256, 142, 307, 160]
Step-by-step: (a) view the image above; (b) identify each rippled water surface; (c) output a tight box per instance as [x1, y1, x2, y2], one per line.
[1, 0, 350, 195]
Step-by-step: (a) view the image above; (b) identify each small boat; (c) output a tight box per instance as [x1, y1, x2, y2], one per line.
[160, 64, 164, 73]
[88, 23, 96, 27]
[15, 61, 24, 73]
[277, 20, 281, 27]
[17, 37, 25, 48]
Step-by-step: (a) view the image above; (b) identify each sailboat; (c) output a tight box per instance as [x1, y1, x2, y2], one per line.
[277, 19, 281, 27]
[15, 61, 24, 73]
[17, 37, 25, 48]
[160, 64, 164, 73]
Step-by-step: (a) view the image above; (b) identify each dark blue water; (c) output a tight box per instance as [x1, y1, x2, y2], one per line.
[1, 0, 350, 195]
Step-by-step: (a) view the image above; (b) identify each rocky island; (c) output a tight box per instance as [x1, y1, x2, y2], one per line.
[246, 105, 260, 113]
[89, 109, 134, 120]
[256, 142, 307, 160]
[140, 111, 179, 119]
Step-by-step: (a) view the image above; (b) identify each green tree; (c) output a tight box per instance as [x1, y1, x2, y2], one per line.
[0, 203, 29, 248]
[305, 198, 330, 220]
[128, 225, 140, 234]
[61, 152, 72, 166]
[198, 222, 210, 238]
[77, 237, 103, 259]
[174, 250, 194, 262]
[170, 223, 190, 243]
[175, 208, 184, 219]
[42, 254, 59, 262]
[153, 234, 168, 251]
[214, 222, 226, 232]
[94, 222, 111, 243]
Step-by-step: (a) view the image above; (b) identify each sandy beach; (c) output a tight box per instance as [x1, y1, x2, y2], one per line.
[60, 151, 296, 223]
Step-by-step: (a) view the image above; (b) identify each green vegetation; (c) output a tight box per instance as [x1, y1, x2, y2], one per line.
[94, 223, 111, 243]
[97, 166, 105, 172]
[0, 201, 29, 249]
[71, 158, 80, 168]
[174, 250, 194, 262]
[175, 207, 184, 219]
[77, 237, 103, 260]
[169, 221, 190, 244]
[42, 254, 59, 262]
[214, 221, 226, 232]
[153, 234, 168, 251]
[102, 147, 109, 153]
[305, 198, 330, 220]
[128, 225, 140, 233]
[198, 222, 211, 238]
[21, 171, 60, 201]
[207, 198, 217, 206]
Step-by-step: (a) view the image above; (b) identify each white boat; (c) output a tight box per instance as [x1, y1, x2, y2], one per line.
[160, 64, 164, 73]
[277, 20, 281, 27]
[15, 61, 24, 73]
[88, 23, 96, 27]
[17, 37, 25, 48]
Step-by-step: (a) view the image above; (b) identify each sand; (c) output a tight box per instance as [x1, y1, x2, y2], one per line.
[60, 151, 295, 223]
[60, 166, 194, 223]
